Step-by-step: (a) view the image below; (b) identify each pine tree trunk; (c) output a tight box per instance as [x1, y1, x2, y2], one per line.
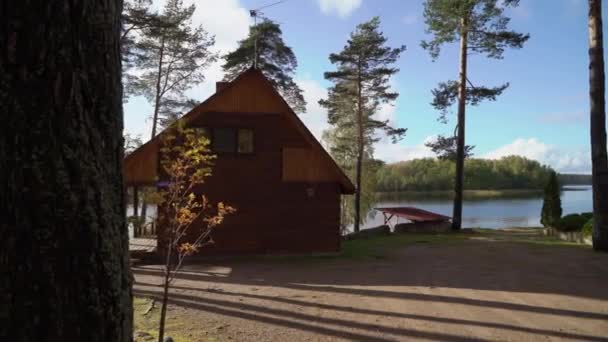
[588, 0, 608, 251]
[151, 37, 166, 139]
[452, 17, 469, 231]
[0, 1, 133, 341]
[353, 67, 364, 233]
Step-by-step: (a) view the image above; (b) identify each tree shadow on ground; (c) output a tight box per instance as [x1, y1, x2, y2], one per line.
[132, 237, 608, 341]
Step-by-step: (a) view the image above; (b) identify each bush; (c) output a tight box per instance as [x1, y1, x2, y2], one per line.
[557, 214, 589, 232]
[541, 171, 562, 227]
[582, 218, 593, 237]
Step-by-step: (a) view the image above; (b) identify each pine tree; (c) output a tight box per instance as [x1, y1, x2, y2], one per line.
[425, 135, 474, 161]
[320, 17, 407, 233]
[421, 0, 529, 230]
[588, 0, 608, 251]
[1, 0, 132, 340]
[121, 0, 164, 98]
[541, 171, 562, 228]
[131, 0, 216, 139]
[223, 20, 306, 113]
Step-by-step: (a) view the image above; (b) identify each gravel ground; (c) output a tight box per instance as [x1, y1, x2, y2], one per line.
[133, 231, 608, 341]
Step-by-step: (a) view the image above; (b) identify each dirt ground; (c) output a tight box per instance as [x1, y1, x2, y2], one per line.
[133, 230, 608, 341]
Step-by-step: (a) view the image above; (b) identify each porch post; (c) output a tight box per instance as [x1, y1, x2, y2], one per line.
[133, 185, 139, 217]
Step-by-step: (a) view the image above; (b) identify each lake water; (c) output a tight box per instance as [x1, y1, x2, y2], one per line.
[361, 185, 593, 229]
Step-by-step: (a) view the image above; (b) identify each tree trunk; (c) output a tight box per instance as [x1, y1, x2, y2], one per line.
[151, 37, 166, 139]
[354, 67, 364, 233]
[588, 0, 608, 251]
[133, 186, 140, 217]
[158, 241, 173, 342]
[452, 17, 469, 231]
[0, 1, 133, 341]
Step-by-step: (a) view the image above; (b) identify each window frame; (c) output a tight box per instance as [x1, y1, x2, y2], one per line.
[195, 126, 255, 156]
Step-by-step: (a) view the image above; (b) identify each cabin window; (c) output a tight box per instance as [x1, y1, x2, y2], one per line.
[212, 128, 236, 153]
[238, 129, 254, 154]
[208, 127, 254, 154]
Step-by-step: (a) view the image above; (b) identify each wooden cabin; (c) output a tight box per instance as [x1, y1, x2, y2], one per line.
[124, 67, 355, 254]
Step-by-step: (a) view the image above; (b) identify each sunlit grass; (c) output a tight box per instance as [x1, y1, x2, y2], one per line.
[133, 297, 217, 342]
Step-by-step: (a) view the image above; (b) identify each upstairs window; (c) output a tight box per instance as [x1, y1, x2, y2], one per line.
[205, 127, 254, 154]
[238, 128, 254, 154]
[212, 128, 236, 153]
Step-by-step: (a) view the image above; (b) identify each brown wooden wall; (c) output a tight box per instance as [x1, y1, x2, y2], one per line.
[157, 111, 342, 254]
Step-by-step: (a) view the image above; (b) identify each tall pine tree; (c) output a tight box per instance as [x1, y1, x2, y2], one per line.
[588, 0, 608, 251]
[421, 0, 529, 230]
[223, 19, 306, 113]
[320, 17, 406, 232]
[131, 0, 216, 139]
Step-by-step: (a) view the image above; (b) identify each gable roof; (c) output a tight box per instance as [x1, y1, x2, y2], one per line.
[124, 67, 355, 194]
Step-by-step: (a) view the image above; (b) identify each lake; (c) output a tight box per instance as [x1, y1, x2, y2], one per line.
[361, 185, 593, 229]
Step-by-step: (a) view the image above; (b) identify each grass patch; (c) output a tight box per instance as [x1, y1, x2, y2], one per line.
[134, 297, 216, 342]
[341, 233, 466, 259]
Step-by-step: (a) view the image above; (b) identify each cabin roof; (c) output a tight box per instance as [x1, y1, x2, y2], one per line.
[124, 67, 355, 194]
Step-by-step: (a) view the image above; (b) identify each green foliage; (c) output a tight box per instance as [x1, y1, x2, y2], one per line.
[430, 79, 510, 123]
[421, 0, 529, 61]
[425, 135, 474, 160]
[421, 0, 529, 200]
[557, 214, 589, 232]
[222, 20, 306, 113]
[582, 218, 594, 237]
[319, 17, 406, 231]
[541, 171, 562, 228]
[127, 0, 216, 136]
[376, 156, 552, 192]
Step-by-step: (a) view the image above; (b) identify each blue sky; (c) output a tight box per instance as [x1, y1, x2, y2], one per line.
[124, 0, 602, 173]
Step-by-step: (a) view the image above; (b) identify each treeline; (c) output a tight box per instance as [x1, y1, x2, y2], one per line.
[376, 156, 553, 192]
[558, 173, 592, 185]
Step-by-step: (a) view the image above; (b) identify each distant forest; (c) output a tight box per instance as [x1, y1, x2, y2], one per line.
[558, 173, 592, 185]
[376, 156, 591, 192]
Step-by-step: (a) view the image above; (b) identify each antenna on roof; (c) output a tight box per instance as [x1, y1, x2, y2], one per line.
[249, 0, 288, 69]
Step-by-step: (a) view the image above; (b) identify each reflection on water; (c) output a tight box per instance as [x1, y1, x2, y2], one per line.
[363, 185, 593, 229]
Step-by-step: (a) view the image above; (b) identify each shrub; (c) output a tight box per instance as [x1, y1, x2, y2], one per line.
[557, 214, 589, 232]
[541, 171, 562, 227]
[582, 218, 594, 237]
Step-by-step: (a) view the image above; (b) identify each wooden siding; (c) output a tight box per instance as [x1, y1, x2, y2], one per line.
[156, 111, 342, 254]
[124, 140, 158, 185]
[123, 68, 354, 193]
[124, 68, 354, 254]
[282, 147, 339, 183]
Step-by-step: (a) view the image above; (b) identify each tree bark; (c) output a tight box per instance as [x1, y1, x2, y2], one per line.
[0, 1, 133, 341]
[151, 37, 166, 139]
[133, 186, 140, 217]
[158, 240, 173, 342]
[354, 64, 364, 233]
[452, 17, 469, 231]
[588, 0, 608, 251]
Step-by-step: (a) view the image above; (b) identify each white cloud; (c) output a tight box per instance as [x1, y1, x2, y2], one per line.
[318, 0, 362, 18]
[297, 79, 330, 141]
[374, 136, 436, 163]
[484, 138, 590, 173]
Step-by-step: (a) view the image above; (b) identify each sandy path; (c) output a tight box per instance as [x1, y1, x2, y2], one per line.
[133, 234, 608, 341]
